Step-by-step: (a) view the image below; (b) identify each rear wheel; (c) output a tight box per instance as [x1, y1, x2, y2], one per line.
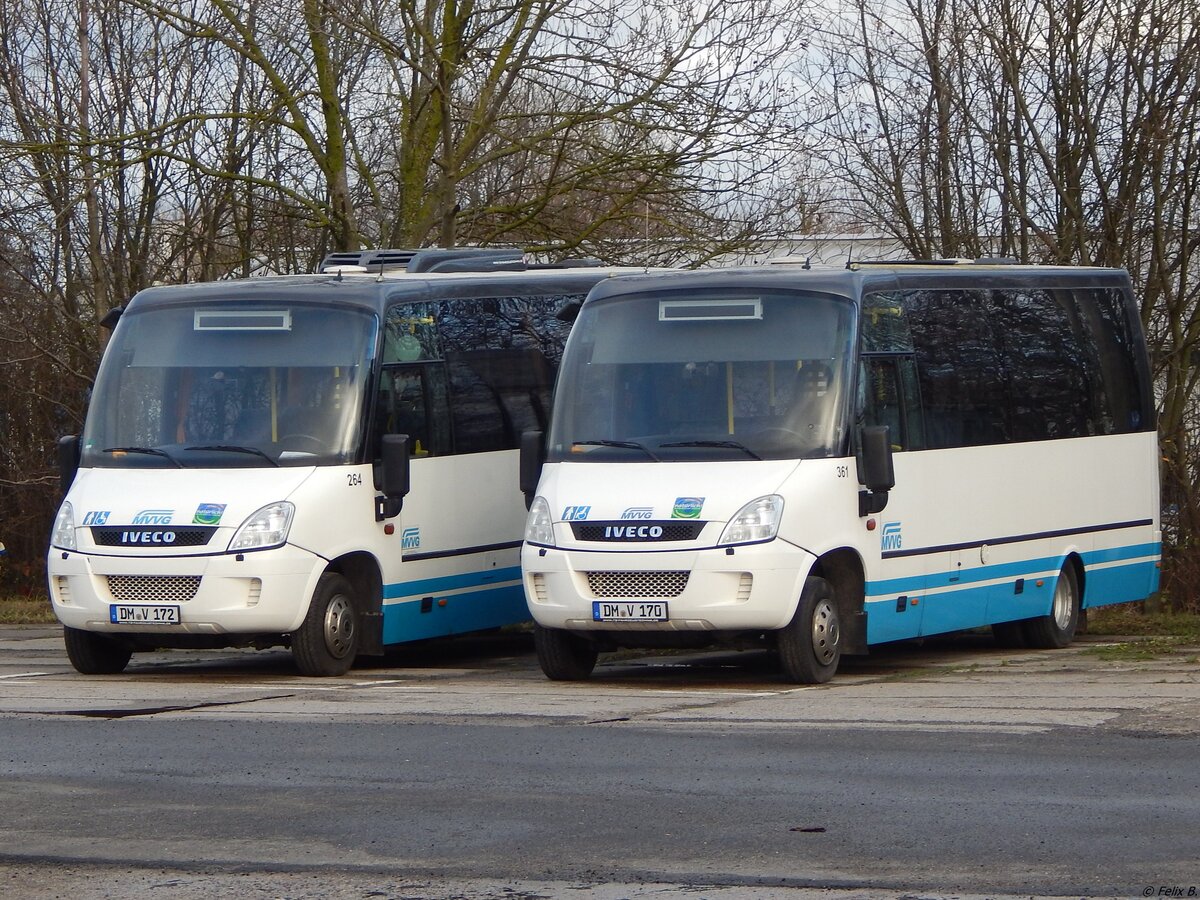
[1022, 564, 1080, 649]
[777, 576, 841, 684]
[292, 573, 359, 676]
[534, 625, 598, 681]
[63, 626, 132, 674]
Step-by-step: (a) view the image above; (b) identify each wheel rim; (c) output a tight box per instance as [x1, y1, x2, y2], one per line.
[1052, 572, 1075, 631]
[811, 598, 840, 665]
[323, 593, 356, 659]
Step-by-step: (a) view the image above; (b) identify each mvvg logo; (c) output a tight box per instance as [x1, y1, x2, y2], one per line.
[132, 509, 173, 525]
[401, 527, 421, 550]
[881, 522, 903, 552]
[620, 507, 653, 519]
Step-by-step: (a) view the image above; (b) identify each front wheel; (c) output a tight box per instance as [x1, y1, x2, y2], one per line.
[534, 625, 598, 681]
[292, 572, 360, 676]
[1022, 564, 1080, 649]
[63, 626, 132, 675]
[777, 576, 841, 684]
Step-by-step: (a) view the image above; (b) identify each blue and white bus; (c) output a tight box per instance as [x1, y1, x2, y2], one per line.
[520, 260, 1161, 682]
[48, 248, 650, 676]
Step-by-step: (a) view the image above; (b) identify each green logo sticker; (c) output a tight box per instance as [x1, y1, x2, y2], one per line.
[193, 503, 226, 525]
[671, 497, 704, 519]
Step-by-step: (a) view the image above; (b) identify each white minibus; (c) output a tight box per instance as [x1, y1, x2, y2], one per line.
[520, 261, 1161, 682]
[48, 248, 645, 675]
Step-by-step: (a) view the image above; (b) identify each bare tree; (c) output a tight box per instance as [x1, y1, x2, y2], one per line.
[128, 0, 818, 256]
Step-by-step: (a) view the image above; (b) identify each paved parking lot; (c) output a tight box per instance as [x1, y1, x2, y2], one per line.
[2, 625, 1199, 900]
[3, 623, 1199, 733]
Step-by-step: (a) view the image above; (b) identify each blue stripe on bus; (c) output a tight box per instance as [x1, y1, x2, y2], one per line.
[866, 542, 1161, 599]
[1082, 560, 1162, 608]
[381, 582, 528, 645]
[383, 565, 523, 600]
[865, 552, 1160, 645]
[1080, 543, 1162, 565]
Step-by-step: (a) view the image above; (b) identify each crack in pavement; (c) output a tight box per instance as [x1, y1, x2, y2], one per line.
[35, 693, 296, 719]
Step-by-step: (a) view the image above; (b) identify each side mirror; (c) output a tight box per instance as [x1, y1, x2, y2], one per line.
[376, 434, 410, 521]
[58, 435, 80, 494]
[520, 430, 545, 510]
[555, 300, 582, 323]
[858, 425, 894, 516]
[99, 305, 125, 330]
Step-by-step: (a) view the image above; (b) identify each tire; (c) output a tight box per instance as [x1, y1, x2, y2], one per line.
[63, 626, 132, 675]
[991, 620, 1029, 649]
[534, 624, 598, 681]
[1022, 564, 1080, 650]
[292, 572, 360, 676]
[777, 576, 841, 684]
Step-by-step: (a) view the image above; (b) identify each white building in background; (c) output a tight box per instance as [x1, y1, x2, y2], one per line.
[715, 233, 908, 268]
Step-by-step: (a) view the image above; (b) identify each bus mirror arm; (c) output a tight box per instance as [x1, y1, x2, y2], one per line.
[376, 434, 410, 522]
[858, 425, 895, 517]
[58, 435, 80, 494]
[520, 430, 545, 510]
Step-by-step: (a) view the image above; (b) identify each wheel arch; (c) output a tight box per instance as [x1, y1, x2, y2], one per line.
[809, 547, 867, 655]
[1063, 551, 1089, 608]
[325, 551, 384, 655]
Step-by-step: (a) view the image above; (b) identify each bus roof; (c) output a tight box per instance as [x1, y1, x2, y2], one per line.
[581, 262, 1133, 306]
[120, 265, 657, 317]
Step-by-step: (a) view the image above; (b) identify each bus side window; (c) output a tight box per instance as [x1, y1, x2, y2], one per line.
[904, 289, 1009, 449]
[440, 295, 575, 454]
[862, 356, 924, 451]
[376, 364, 451, 457]
[379, 303, 451, 457]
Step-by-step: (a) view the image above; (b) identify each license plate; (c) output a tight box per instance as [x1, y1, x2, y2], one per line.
[592, 601, 668, 622]
[109, 604, 180, 625]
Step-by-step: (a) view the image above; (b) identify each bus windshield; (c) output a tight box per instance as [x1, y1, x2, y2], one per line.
[547, 287, 856, 462]
[81, 302, 377, 468]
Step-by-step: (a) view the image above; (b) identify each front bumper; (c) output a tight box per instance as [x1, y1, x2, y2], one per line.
[521, 540, 814, 632]
[47, 545, 325, 636]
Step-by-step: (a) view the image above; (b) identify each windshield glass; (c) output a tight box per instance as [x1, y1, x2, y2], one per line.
[547, 287, 855, 462]
[82, 301, 377, 468]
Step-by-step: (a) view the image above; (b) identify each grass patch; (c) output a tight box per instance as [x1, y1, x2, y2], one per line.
[1086, 605, 1200, 641]
[0, 594, 57, 625]
[1082, 605, 1200, 661]
[1081, 637, 1194, 661]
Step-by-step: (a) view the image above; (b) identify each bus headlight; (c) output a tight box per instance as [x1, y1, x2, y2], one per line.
[229, 501, 295, 552]
[50, 501, 77, 551]
[718, 495, 784, 547]
[524, 496, 556, 547]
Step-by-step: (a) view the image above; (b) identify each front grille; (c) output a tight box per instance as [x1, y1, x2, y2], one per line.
[586, 571, 689, 598]
[572, 521, 705, 542]
[106, 575, 202, 604]
[92, 527, 216, 548]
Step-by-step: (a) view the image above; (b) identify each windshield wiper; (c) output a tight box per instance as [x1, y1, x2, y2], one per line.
[101, 446, 183, 467]
[572, 439, 661, 461]
[186, 444, 280, 467]
[660, 439, 763, 460]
